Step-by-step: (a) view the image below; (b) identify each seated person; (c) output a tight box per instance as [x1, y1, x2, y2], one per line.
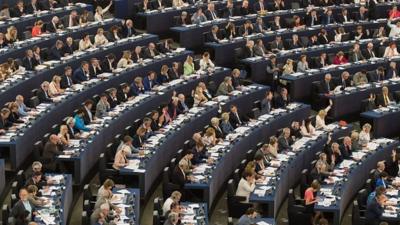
[191, 7, 207, 24]
[144, 42, 159, 59]
[376, 86, 394, 107]
[206, 25, 223, 43]
[353, 70, 369, 86]
[236, 171, 256, 203]
[277, 127, 293, 151]
[216, 76, 234, 96]
[199, 52, 215, 71]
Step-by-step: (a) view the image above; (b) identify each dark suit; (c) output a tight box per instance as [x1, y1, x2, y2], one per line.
[238, 26, 253, 36]
[45, 22, 61, 33]
[210, 125, 224, 139]
[143, 76, 158, 91]
[321, 14, 336, 24]
[365, 199, 383, 225]
[132, 135, 143, 148]
[317, 34, 331, 45]
[121, 26, 136, 38]
[22, 57, 38, 71]
[60, 75, 73, 89]
[205, 10, 219, 20]
[305, 15, 320, 26]
[242, 46, 255, 58]
[144, 48, 159, 59]
[274, 94, 290, 108]
[376, 93, 394, 107]
[270, 41, 284, 51]
[168, 68, 180, 80]
[62, 44, 74, 56]
[334, 78, 351, 89]
[287, 40, 304, 50]
[50, 46, 63, 60]
[340, 143, 353, 159]
[278, 135, 293, 151]
[130, 83, 145, 96]
[318, 80, 335, 94]
[11, 7, 25, 17]
[107, 95, 119, 109]
[101, 59, 115, 73]
[117, 90, 132, 102]
[72, 68, 90, 84]
[89, 65, 103, 78]
[354, 12, 369, 21]
[363, 48, 377, 59]
[336, 14, 352, 23]
[386, 68, 398, 79]
[12, 200, 36, 221]
[26, 3, 41, 14]
[206, 32, 221, 43]
[42, 141, 63, 171]
[229, 111, 247, 129]
[368, 71, 385, 83]
[82, 107, 93, 125]
[222, 7, 236, 18]
[171, 166, 186, 188]
[37, 88, 52, 103]
[0, 118, 12, 130]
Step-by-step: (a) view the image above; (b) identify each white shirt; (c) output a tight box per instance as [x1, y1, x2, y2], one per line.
[199, 59, 215, 71]
[235, 178, 255, 203]
[94, 34, 109, 46]
[359, 131, 370, 146]
[388, 21, 400, 37]
[79, 39, 94, 51]
[162, 197, 174, 215]
[315, 106, 331, 130]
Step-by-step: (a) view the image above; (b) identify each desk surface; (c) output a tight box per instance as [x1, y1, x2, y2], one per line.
[314, 139, 398, 225]
[0, 17, 120, 64]
[360, 105, 400, 138]
[186, 103, 311, 209]
[120, 84, 269, 197]
[112, 188, 140, 223]
[249, 124, 352, 218]
[0, 34, 161, 171]
[34, 174, 73, 225]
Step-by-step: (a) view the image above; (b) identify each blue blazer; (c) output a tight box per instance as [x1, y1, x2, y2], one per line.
[143, 76, 158, 91]
[72, 68, 89, 84]
[74, 115, 90, 132]
[130, 83, 145, 96]
[375, 178, 387, 188]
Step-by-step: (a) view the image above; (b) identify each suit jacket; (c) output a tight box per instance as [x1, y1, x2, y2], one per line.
[274, 94, 290, 108]
[0, 118, 12, 130]
[305, 15, 320, 26]
[321, 14, 336, 24]
[270, 41, 284, 51]
[107, 95, 119, 109]
[253, 45, 267, 56]
[253, 1, 266, 12]
[22, 57, 38, 71]
[11, 7, 25, 17]
[368, 71, 386, 83]
[101, 59, 115, 73]
[26, 3, 41, 14]
[72, 68, 90, 84]
[376, 93, 394, 107]
[89, 65, 103, 78]
[12, 200, 36, 220]
[42, 141, 63, 171]
[168, 68, 180, 80]
[37, 88, 52, 103]
[253, 23, 267, 33]
[95, 100, 109, 118]
[132, 134, 143, 148]
[278, 135, 293, 151]
[171, 166, 186, 188]
[354, 12, 369, 21]
[340, 143, 353, 159]
[216, 82, 233, 96]
[288, 40, 304, 50]
[348, 51, 365, 62]
[144, 48, 159, 59]
[45, 22, 61, 33]
[242, 46, 255, 58]
[90, 208, 115, 225]
[238, 26, 253, 36]
[229, 111, 246, 128]
[222, 7, 236, 18]
[336, 14, 352, 23]
[206, 32, 221, 43]
[334, 78, 351, 89]
[363, 48, 377, 59]
[62, 44, 74, 56]
[82, 106, 93, 125]
[205, 10, 218, 20]
[50, 46, 63, 60]
[261, 98, 272, 114]
[317, 34, 331, 45]
[117, 90, 132, 102]
[130, 83, 145, 96]
[60, 74, 73, 89]
[386, 68, 398, 79]
[318, 80, 335, 94]
[121, 25, 136, 38]
[143, 76, 158, 91]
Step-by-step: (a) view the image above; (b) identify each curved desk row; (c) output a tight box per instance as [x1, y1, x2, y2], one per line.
[120, 84, 269, 197]
[171, 3, 392, 50]
[0, 4, 91, 34]
[360, 105, 400, 138]
[242, 37, 399, 86]
[111, 188, 140, 224]
[0, 50, 188, 172]
[54, 66, 226, 185]
[133, 0, 236, 35]
[280, 57, 394, 101]
[0, 33, 158, 106]
[327, 78, 400, 120]
[33, 174, 73, 225]
[0, 18, 120, 64]
[314, 139, 398, 225]
[249, 124, 353, 218]
[186, 103, 311, 210]
[206, 19, 387, 67]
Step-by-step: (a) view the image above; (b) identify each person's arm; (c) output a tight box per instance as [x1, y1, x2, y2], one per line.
[387, 20, 395, 29]
[102, 1, 112, 14]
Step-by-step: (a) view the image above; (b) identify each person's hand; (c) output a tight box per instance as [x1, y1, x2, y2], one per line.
[115, 207, 122, 214]
[392, 149, 396, 158]
[329, 99, 333, 106]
